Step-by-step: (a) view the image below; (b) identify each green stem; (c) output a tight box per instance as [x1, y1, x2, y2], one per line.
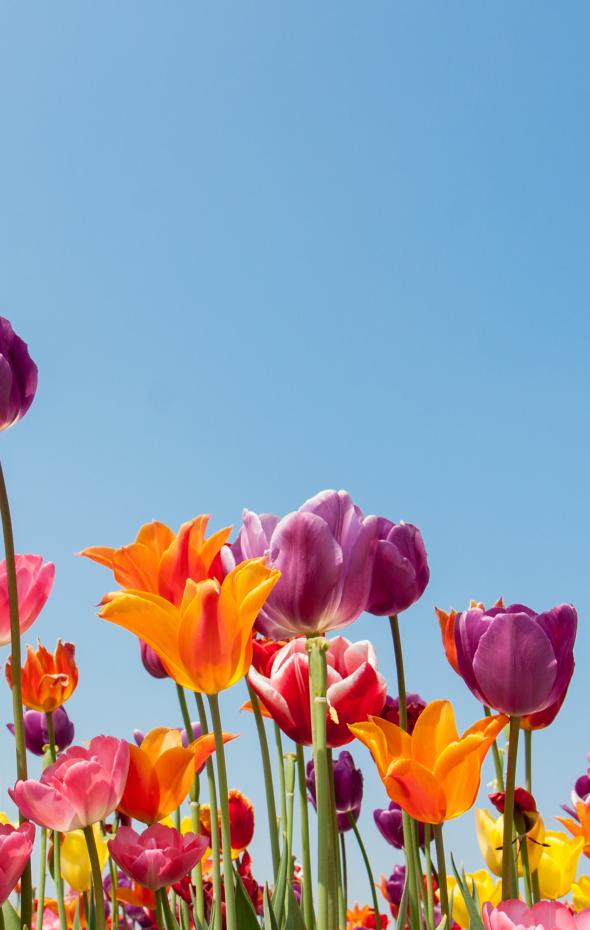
[36, 828, 48, 930]
[296, 744, 315, 930]
[109, 854, 119, 930]
[340, 833, 348, 916]
[175, 684, 204, 922]
[523, 729, 541, 902]
[484, 706, 505, 792]
[176, 684, 193, 736]
[46, 712, 68, 930]
[501, 717, 521, 900]
[193, 693, 222, 919]
[0, 461, 32, 930]
[247, 683, 280, 875]
[347, 813, 382, 923]
[423, 825, 435, 930]
[83, 825, 106, 930]
[0, 907, 5, 930]
[327, 750, 346, 930]
[516, 817, 533, 907]
[158, 888, 180, 930]
[155, 891, 165, 930]
[284, 754, 296, 912]
[434, 825, 450, 930]
[207, 694, 237, 930]
[274, 722, 288, 842]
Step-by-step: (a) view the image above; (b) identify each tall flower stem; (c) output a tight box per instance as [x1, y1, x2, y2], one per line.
[307, 636, 337, 930]
[109, 854, 120, 930]
[83, 824, 106, 930]
[46, 712, 68, 930]
[284, 753, 296, 912]
[523, 729, 541, 903]
[484, 706, 505, 791]
[35, 828, 48, 930]
[193, 693, 222, 920]
[501, 716, 521, 900]
[175, 685, 205, 923]
[296, 743, 315, 930]
[274, 722, 288, 843]
[158, 888, 180, 930]
[340, 834, 348, 916]
[0, 461, 32, 930]
[247, 682, 280, 874]
[434, 825, 450, 930]
[327, 749, 346, 930]
[208, 693, 238, 930]
[347, 813, 382, 924]
[423, 825, 435, 930]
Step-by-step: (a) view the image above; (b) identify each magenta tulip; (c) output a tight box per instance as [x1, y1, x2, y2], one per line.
[483, 901, 590, 930]
[0, 822, 35, 905]
[364, 517, 429, 616]
[108, 824, 208, 890]
[10, 735, 129, 830]
[0, 554, 55, 646]
[0, 317, 38, 432]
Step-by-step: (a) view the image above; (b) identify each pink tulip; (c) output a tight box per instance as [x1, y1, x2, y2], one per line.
[0, 822, 35, 905]
[108, 824, 208, 890]
[0, 554, 55, 646]
[10, 736, 129, 831]
[483, 901, 590, 930]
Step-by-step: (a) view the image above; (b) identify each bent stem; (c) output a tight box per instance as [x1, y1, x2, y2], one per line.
[46, 712, 68, 930]
[434, 825, 450, 930]
[208, 693, 237, 930]
[0, 461, 32, 930]
[501, 716, 521, 900]
[296, 743, 315, 929]
[194, 693, 222, 923]
[84, 824, 106, 930]
[247, 682, 280, 875]
[347, 813, 382, 924]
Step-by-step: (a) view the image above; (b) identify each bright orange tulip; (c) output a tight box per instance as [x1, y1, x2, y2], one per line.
[81, 515, 231, 606]
[6, 640, 78, 712]
[99, 559, 281, 694]
[350, 700, 507, 824]
[557, 802, 590, 859]
[119, 727, 236, 823]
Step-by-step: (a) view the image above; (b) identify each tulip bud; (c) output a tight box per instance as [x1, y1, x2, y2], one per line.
[364, 516, 429, 617]
[306, 751, 363, 832]
[380, 693, 426, 734]
[7, 706, 74, 756]
[0, 317, 38, 432]
[374, 800, 429, 849]
[139, 640, 169, 679]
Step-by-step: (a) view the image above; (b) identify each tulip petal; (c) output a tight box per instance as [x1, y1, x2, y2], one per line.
[410, 700, 459, 770]
[384, 758, 447, 823]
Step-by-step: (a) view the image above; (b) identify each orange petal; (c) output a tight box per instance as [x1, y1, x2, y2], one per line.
[141, 727, 184, 759]
[385, 758, 447, 824]
[118, 744, 160, 823]
[153, 747, 197, 820]
[349, 717, 411, 780]
[411, 700, 459, 770]
[241, 699, 273, 719]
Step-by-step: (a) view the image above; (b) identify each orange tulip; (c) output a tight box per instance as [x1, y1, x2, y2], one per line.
[350, 700, 507, 824]
[557, 802, 590, 859]
[81, 515, 232, 606]
[99, 558, 281, 694]
[119, 727, 236, 823]
[6, 640, 78, 712]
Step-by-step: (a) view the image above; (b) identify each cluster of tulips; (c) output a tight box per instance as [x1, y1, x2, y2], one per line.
[0, 315, 587, 930]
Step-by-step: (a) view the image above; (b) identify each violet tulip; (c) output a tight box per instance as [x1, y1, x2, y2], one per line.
[7, 706, 74, 756]
[248, 635, 387, 747]
[374, 801, 428, 849]
[0, 317, 38, 432]
[235, 489, 376, 639]
[483, 901, 590, 930]
[108, 823, 208, 890]
[306, 750, 363, 832]
[380, 693, 426, 734]
[10, 735, 129, 830]
[0, 554, 55, 646]
[0, 822, 35, 904]
[364, 517, 429, 616]
[139, 640, 168, 679]
[454, 602, 577, 716]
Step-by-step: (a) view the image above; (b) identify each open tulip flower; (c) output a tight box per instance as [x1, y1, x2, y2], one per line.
[10, 735, 129, 831]
[99, 558, 280, 694]
[535, 830, 584, 899]
[108, 823, 209, 891]
[0, 822, 35, 905]
[350, 700, 507, 823]
[6, 640, 78, 712]
[557, 802, 590, 858]
[346, 904, 389, 928]
[59, 823, 108, 893]
[0, 554, 55, 647]
[475, 807, 546, 876]
[483, 900, 590, 930]
[248, 635, 387, 746]
[119, 726, 235, 823]
[447, 870, 501, 929]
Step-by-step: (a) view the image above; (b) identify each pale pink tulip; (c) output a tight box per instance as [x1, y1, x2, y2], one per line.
[0, 554, 55, 646]
[483, 900, 590, 930]
[0, 822, 35, 904]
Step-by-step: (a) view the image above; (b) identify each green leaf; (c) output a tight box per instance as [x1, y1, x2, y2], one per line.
[2, 901, 20, 930]
[270, 842, 290, 926]
[263, 886, 280, 930]
[395, 874, 410, 930]
[284, 886, 307, 930]
[449, 854, 485, 930]
[234, 870, 262, 930]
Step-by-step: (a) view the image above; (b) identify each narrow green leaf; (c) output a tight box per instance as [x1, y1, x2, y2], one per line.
[2, 901, 20, 930]
[263, 886, 280, 930]
[284, 885, 307, 930]
[234, 870, 262, 930]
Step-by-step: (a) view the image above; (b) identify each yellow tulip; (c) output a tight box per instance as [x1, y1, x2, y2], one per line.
[536, 831, 584, 899]
[475, 808, 545, 877]
[447, 871, 501, 928]
[572, 876, 590, 911]
[60, 824, 108, 893]
[0, 812, 17, 827]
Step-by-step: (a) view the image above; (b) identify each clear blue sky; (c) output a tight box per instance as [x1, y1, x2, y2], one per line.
[0, 1, 589, 907]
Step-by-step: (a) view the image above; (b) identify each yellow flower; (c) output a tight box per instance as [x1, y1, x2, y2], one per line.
[572, 876, 590, 911]
[475, 808, 545, 877]
[447, 871, 501, 928]
[60, 824, 108, 893]
[0, 812, 17, 827]
[536, 831, 584, 899]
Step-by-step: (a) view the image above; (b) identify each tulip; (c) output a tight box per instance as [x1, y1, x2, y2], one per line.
[380, 865, 406, 914]
[6, 640, 78, 712]
[346, 905, 389, 928]
[573, 877, 590, 912]
[7, 706, 74, 756]
[436, 599, 504, 678]
[60, 823, 108, 893]
[558, 804, 590, 859]
[248, 635, 387, 747]
[119, 726, 233, 823]
[99, 558, 280, 694]
[251, 636, 287, 676]
[81, 515, 231, 606]
[475, 808, 546, 876]
[380, 693, 426, 734]
[139, 640, 168, 679]
[350, 700, 507, 824]
[108, 823, 208, 891]
[228, 790, 255, 854]
[363, 517, 429, 617]
[535, 830, 584, 899]
[235, 489, 376, 639]
[0, 317, 38, 432]
[10, 735, 129, 831]
[454, 602, 577, 717]
[0, 821, 35, 904]
[307, 751, 363, 832]
[373, 801, 429, 849]
[0, 554, 55, 646]
[447, 871, 501, 929]
[482, 900, 590, 930]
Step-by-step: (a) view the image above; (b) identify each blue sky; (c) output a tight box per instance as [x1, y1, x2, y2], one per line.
[0, 1, 589, 907]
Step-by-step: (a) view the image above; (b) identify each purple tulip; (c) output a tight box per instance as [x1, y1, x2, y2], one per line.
[306, 750, 363, 833]
[374, 800, 429, 849]
[139, 639, 169, 679]
[7, 706, 74, 756]
[0, 318, 38, 431]
[235, 490, 376, 639]
[364, 517, 429, 616]
[454, 602, 577, 717]
[380, 693, 427, 734]
[562, 774, 590, 819]
[382, 864, 407, 907]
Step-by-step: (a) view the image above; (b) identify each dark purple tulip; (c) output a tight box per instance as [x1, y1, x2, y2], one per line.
[454, 602, 577, 716]
[364, 517, 429, 616]
[236, 490, 376, 639]
[380, 693, 427, 734]
[562, 774, 590, 819]
[139, 639, 169, 679]
[374, 801, 429, 849]
[382, 864, 406, 908]
[0, 317, 38, 431]
[7, 706, 74, 756]
[306, 750, 363, 833]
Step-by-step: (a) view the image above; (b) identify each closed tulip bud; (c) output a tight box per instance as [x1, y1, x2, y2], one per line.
[0, 317, 38, 432]
[139, 640, 168, 679]
[7, 706, 74, 756]
[364, 517, 429, 617]
[307, 751, 363, 832]
[228, 790, 254, 853]
[374, 801, 429, 849]
[379, 693, 426, 734]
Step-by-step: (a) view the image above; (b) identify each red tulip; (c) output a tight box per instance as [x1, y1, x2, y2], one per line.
[108, 824, 208, 890]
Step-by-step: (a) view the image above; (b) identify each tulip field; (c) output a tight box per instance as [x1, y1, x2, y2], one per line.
[0, 314, 587, 930]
